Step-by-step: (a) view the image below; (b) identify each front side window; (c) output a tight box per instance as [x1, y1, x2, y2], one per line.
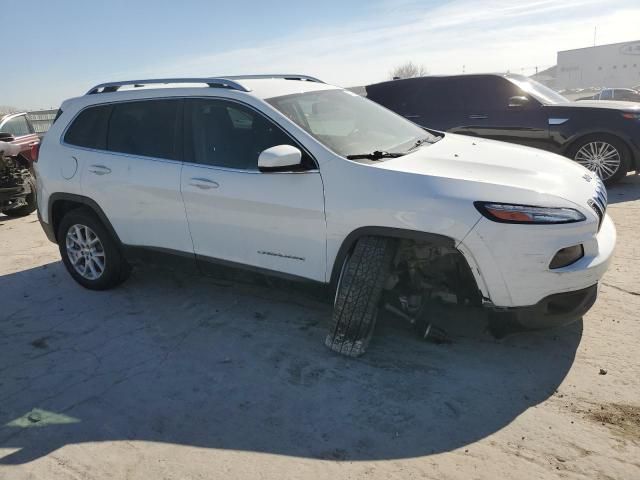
[506, 76, 569, 105]
[462, 77, 526, 112]
[267, 89, 435, 159]
[0, 115, 31, 137]
[107, 100, 180, 160]
[615, 89, 640, 101]
[185, 99, 311, 170]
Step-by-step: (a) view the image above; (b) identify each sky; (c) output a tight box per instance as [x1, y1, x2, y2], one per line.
[2, 0, 640, 109]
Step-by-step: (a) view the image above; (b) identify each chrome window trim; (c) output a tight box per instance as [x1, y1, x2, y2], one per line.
[180, 161, 319, 175]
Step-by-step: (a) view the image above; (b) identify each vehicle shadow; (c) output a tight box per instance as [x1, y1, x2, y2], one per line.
[608, 174, 640, 204]
[0, 261, 581, 464]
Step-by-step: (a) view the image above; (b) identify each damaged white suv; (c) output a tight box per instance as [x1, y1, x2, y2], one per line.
[36, 75, 615, 356]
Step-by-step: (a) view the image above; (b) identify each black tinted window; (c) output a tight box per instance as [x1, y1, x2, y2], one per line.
[366, 79, 428, 113]
[185, 99, 310, 170]
[461, 76, 523, 111]
[367, 78, 464, 115]
[107, 100, 180, 160]
[64, 105, 111, 149]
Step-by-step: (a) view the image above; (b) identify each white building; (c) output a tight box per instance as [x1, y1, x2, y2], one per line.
[556, 40, 640, 90]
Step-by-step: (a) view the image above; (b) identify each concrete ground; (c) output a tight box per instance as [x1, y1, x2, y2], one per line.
[0, 176, 639, 480]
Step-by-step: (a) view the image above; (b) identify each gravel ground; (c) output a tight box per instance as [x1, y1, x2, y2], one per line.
[0, 175, 639, 480]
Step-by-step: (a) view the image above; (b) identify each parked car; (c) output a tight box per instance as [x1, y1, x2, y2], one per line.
[0, 112, 39, 216]
[365, 74, 640, 185]
[0, 112, 40, 161]
[577, 88, 640, 102]
[36, 75, 615, 356]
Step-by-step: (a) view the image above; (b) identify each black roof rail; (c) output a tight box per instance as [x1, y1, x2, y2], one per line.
[224, 74, 325, 83]
[86, 77, 250, 95]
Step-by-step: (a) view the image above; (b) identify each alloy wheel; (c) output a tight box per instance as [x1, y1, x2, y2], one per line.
[65, 224, 106, 280]
[574, 141, 621, 181]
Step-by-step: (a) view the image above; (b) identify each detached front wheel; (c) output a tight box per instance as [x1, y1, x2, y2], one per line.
[325, 236, 394, 357]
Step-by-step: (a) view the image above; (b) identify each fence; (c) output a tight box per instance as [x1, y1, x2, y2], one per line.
[26, 109, 58, 134]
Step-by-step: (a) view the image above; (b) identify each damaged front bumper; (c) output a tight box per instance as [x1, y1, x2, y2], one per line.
[490, 283, 598, 331]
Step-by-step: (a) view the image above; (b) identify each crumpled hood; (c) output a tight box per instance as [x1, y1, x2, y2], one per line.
[374, 133, 597, 203]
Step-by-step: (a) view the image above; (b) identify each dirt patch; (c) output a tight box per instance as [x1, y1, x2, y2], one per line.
[581, 403, 640, 440]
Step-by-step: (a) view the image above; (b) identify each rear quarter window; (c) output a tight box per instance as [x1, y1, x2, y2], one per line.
[64, 105, 112, 149]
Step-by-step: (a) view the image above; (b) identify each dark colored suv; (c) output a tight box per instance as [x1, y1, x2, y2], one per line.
[365, 74, 640, 185]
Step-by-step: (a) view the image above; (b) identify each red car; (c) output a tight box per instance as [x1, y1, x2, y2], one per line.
[0, 112, 39, 217]
[0, 112, 40, 163]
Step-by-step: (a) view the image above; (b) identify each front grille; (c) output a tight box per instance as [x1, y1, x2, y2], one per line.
[588, 178, 608, 231]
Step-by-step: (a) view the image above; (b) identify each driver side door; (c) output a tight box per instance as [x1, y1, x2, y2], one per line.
[451, 76, 553, 152]
[180, 98, 327, 282]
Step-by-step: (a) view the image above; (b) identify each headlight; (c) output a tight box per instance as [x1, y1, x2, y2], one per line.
[474, 202, 586, 224]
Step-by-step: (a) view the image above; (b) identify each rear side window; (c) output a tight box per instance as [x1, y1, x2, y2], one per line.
[0, 115, 32, 137]
[64, 105, 111, 149]
[366, 78, 463, 115]
[107, 100, 181, 160]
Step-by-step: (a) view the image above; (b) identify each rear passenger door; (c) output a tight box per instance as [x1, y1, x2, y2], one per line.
[451, 76, 552, 151]
[180, 98, 326, 282]
[69, 99, 194, 253]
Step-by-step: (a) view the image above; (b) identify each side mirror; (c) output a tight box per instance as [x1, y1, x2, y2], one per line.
[0, 132, 15, 142]
[258, 145, 302, 172]
[508, 96, 530, 108]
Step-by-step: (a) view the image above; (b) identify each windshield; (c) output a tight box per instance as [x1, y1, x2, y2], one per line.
[507, 76, 569, 105]
[266, 89, 437, 159]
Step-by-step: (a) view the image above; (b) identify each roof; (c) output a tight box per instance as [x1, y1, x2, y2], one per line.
[0, 111, 27, 122]
[366, 72, 513, 89]
[558, 39, 640, 54]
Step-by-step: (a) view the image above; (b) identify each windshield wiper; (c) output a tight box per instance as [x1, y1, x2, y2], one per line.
[346, 151, 405, 160]
[406, 136, 441, 152]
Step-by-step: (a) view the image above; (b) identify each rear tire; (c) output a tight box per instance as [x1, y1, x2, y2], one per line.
[567, 134, 630, 186]
[58, 208, 131, 290]
[325, 236, 394, 357]
[3, 175, 36, 217]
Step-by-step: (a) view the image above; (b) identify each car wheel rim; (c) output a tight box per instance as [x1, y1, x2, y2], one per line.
[65, 224, 106, 280]
[574, 141, 621, 181]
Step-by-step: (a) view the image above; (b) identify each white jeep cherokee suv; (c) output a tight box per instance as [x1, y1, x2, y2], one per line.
[36, 75, 616, 356]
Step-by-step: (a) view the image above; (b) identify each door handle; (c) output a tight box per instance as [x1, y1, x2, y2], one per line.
[403, 114, 421, 119]
[189, 177, 219, 189]
[469, 114, 488, 120]
[88, 165, 111, 175]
